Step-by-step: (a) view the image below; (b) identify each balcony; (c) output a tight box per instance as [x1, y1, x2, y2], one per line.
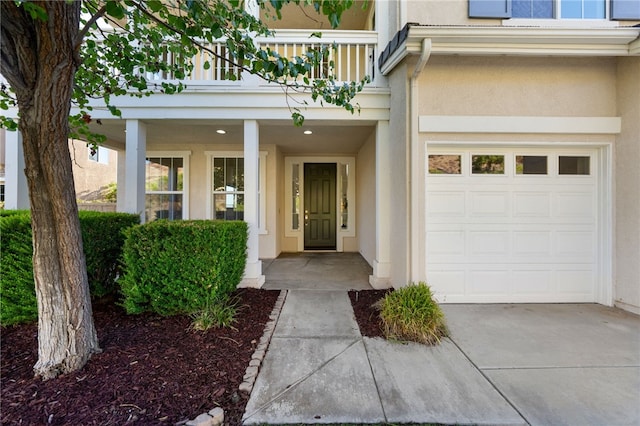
[141, 30, 379, 88]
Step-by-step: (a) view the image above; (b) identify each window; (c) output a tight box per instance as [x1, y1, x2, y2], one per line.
[212, 157, 245, 221]
[206, 152, 267, 232]
[469, 0, 640, 20]
[559, 156, 590, 175]
[516, 155, 548, 175]
[472, 155, 505, 174]
[513, 0, 605, 18]
[88, 145, 110, 165]
[292, 164, 300, 230]
[145, 153, 190, 222]
[429, 155, 462, 174]
[340, 164, 349, 229]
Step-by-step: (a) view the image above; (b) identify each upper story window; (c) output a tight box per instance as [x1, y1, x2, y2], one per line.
[513, 0, 604, 19]
[469, 0, 640, 20]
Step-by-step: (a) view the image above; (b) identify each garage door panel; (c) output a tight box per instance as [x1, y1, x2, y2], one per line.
[513, 192, 551, 217]
[556, 269, 595, 295]
[426, 231, 465, 256]
[513, 231, 551, 256]
[470, 231, 509, 255]
[512, 270, 553, 294]
[554, 191, 595, 219]
[427, 191, 465, 217]
[470, 192, 510, 216]
[428, 270, 466, 298]
[426, 146, 598, 303]
[554, 231, 596, 259]
[469, 270, 511, 294]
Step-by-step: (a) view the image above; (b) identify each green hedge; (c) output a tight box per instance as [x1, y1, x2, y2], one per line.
[0, 211, 140, 326]
[119, 220, 248, 316]
[0, 212, 37, 325]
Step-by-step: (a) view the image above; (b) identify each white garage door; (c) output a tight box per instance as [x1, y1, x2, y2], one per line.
[426, 147, 599, 303]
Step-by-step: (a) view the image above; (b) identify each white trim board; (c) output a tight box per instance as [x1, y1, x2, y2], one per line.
[419, 116, 621, 134]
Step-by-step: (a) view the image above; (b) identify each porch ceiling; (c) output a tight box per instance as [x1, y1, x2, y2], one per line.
[94, 119, 376, 155]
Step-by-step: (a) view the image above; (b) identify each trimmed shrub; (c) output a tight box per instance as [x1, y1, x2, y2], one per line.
[80, 212, 140, 297]
[377, 282, 448, 345]
[0, 212, 37, 326]
[0, 211, 139, 326]
[119, 220, 248, 316]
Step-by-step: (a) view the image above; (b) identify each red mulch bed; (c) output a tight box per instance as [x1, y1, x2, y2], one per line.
[348, 290, 390, 339]
[1, 289, 388, 426]
[1, 289, 279, 426]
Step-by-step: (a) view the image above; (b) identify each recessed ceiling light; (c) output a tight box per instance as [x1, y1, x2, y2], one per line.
[303, 130, 313, 135]
[216, 129, 226, 135]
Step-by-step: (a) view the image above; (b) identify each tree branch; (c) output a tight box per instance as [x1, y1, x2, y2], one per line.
[75, 3, 108, 52]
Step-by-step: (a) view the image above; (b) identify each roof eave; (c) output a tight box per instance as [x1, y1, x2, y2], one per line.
[379, 26, 640, 76]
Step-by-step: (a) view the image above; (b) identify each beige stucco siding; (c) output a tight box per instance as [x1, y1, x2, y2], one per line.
[615, 56, 640, 314]
[357, 130, 376, 264]
[419, 56, 618, 117]
[404, 0, 500, 26]
[388, 64, 411, 287]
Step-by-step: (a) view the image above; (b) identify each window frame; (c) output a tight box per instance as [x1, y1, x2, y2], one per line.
[144, 151, 191, 222]
[205, 151, 267, 234]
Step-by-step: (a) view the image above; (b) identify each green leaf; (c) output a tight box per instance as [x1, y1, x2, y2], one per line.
[147, 0, 164, 13]
[104, 1, 126, 20]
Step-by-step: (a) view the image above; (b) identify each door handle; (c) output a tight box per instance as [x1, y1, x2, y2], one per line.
[304, 210, 309, 226]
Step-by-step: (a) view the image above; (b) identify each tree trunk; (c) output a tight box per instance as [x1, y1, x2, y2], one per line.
[1, 2, 100, 379]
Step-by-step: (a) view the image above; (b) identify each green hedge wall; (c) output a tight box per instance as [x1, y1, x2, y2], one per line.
[0, 211, 140, 326]
[0, 211, 37, 325]
[119, 220, 248, 316]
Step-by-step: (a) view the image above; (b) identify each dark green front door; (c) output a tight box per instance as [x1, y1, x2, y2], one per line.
[304, 163, 337, 250]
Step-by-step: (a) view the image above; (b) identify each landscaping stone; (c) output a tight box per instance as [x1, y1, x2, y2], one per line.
[208, 407, 224, 425]
[238, 290, 287, 396]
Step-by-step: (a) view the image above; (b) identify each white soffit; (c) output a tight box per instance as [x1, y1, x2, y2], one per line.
[380, 26, 640, 75]
[419, 116, 622, 134]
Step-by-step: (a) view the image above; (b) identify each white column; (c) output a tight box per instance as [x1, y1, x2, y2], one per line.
[116, 148, 126, 212]
[240, 120, 265, 288]
[4, 130, 29, 210]
[370, 121, 392, 288]
[124, 120, 146, 222]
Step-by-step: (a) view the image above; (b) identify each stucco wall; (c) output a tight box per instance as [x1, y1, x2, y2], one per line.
[69, 139, 118, 201]
[419, 56, 618, 117]
[387, 63, 411, 287]
[403, 0, 499, 26]
[356, 129, 377, 265]
[614, 56, 640, 314]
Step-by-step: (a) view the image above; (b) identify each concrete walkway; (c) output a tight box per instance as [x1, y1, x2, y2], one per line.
[243, 290, 640, 425]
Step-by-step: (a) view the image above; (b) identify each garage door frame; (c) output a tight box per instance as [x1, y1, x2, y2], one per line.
[424, 141, 613, 305]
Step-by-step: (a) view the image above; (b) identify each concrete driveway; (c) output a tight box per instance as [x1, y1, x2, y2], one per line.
[443, 303, 640, 426]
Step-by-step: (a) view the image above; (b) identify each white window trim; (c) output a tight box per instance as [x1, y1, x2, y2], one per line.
[205, 150, 267, 234]
[145, 151, 191, 220]
[284, 156, 356, 252]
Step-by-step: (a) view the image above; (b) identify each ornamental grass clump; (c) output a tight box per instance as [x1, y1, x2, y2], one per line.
[377, 282, 448, 345]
